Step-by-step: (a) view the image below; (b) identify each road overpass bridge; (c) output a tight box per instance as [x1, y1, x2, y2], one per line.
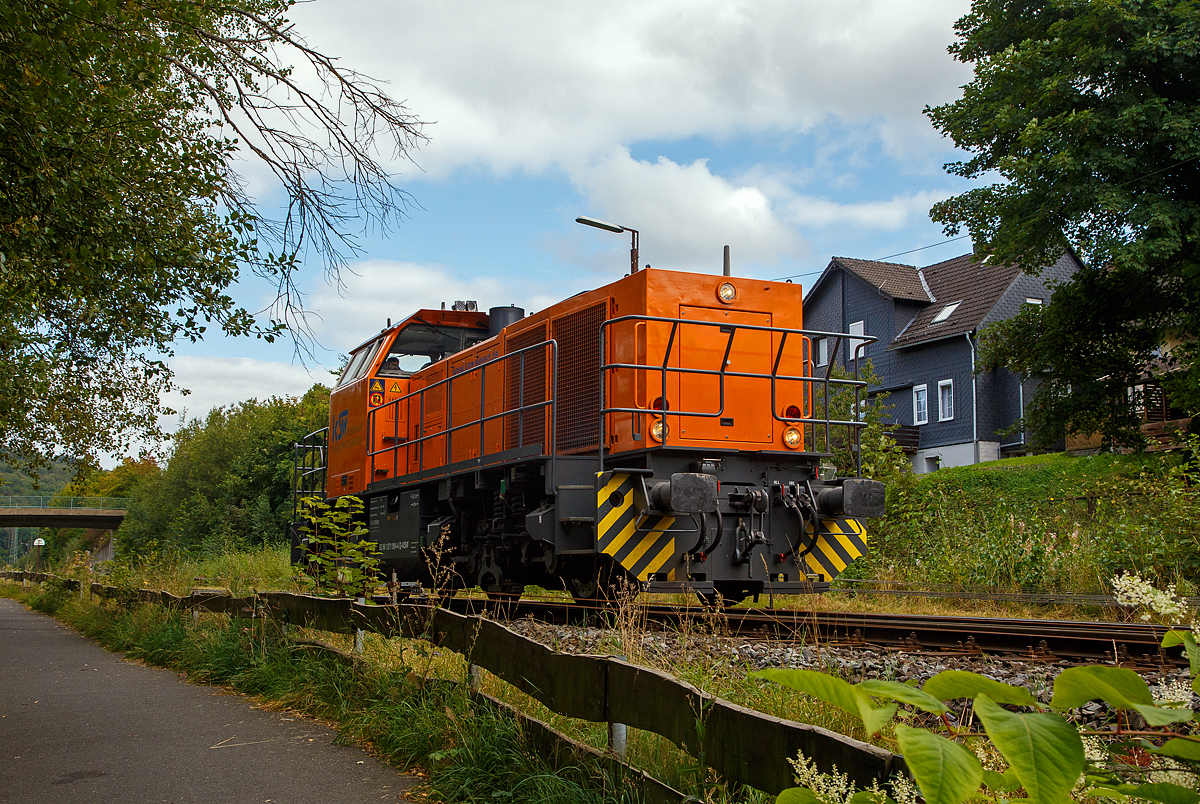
[0, 497, 127, 530]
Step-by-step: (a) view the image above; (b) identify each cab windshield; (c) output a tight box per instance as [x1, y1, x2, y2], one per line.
[336, 337, 385, 387]
[377, 324, 488, 376]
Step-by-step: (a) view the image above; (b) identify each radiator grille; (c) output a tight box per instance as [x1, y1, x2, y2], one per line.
[552, 302, 606, 452]
[504, 323, 548, 450]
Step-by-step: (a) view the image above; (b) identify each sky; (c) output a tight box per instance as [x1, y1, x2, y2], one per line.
[156, 0, 983, 446]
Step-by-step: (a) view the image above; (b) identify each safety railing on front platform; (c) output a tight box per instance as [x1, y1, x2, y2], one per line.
[367, 340, 559, 486]
[0, 496, 129, 510]
[598, 315, 876, 475]
[292, 428, 328, 520]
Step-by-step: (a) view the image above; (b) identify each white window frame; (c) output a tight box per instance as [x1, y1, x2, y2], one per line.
[913, 384, 929, 426]
[938, 379, 955, 422]
[932, 301, 961, 323]
[1025, 297, 1043, 305]
[813, 337, 828, 367]
[848, 320, 865, 360]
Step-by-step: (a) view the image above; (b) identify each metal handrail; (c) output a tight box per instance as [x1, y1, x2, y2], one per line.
[0, 496, 129, 510]
[598, 315, 877, 475]
[367, 340, 559, 486]
[292, 427, 329, 519]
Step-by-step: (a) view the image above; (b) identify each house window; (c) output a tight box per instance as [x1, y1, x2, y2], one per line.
[931, 301, 961, 324]
[1025, 297, 1043, 305]
[814, 337, 828, 367]
[938, 380, 954, 421]
[913, 384, 928, 425]
[848, 320, 865, 359]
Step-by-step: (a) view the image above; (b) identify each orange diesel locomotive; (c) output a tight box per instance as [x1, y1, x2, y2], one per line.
[294, 266, 884, 604]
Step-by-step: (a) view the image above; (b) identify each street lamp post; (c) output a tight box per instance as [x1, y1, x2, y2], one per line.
[575, 216, 639, 275]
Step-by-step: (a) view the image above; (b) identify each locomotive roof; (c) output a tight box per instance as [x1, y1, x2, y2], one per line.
[345, 308, 490, 354]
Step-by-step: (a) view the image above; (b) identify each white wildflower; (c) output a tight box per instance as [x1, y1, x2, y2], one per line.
[971, 738, 1009, 772]
[1152, 679, 1196, 709]
[889, 773, 921, 804]
[788, 750, 925, 804]
[789, 749, 854, 804]
[1081, 734, 1109, 762]
[1149, 757, 1200, 790]
[1111, 572, 1186, 621]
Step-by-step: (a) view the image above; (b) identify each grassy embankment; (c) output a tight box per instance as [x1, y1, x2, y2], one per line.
[852, 449, 1200, 597]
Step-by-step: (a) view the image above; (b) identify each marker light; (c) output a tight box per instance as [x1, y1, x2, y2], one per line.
[784, 404, 802, 420]
[716, 282, 737, 303]
[652, 397, 669, 411]
[783, 426, 803, 449]
[650, 418, 668, 442]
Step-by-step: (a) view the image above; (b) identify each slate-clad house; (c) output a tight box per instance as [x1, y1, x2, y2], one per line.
[802, 252, 1081, 473]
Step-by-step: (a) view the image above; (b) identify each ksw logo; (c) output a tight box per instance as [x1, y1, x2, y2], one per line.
[333, 409, 349, 442]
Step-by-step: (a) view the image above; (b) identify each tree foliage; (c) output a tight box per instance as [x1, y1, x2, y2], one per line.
[0, 0, 424, 473]
[117, 384, 329, 556]
[926, 0, 1200, 447]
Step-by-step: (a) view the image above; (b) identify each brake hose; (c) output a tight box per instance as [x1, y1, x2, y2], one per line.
[688, 506, 723, 562]
[778, 487, 819, 564]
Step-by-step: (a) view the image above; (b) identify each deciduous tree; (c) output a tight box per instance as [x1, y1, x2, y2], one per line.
[0, 0, 424, 473]
[926, 0, 1199, 447]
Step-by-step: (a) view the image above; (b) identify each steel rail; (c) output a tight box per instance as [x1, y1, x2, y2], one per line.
[429, 595, 1184, 666]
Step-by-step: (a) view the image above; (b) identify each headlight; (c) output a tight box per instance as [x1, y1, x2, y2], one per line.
[650, 418, 668, 442]
[783, 426, 802, 449]
[716, 282, 737, 303]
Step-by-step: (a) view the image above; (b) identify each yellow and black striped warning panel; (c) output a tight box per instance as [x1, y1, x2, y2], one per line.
[595, 471, 679, 582]
[798, 517, 867, 581]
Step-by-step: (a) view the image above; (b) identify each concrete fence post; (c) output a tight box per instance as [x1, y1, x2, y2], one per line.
[468, 664, 482, 692]
[608, 655, 627, 759]
[354, 596, 365, 653]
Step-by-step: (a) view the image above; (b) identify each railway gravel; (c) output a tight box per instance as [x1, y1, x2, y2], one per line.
[504, 617, 1199, 729]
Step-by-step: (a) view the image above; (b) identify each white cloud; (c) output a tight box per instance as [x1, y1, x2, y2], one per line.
[571, 148, 803, 272]
[782, 189, 955, 230]
[291, 0, 973, 177]
[162, 356, 327, 428]
[566, 149, 956, 271]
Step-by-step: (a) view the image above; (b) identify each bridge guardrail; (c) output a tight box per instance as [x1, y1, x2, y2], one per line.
[0, 497, 129, 510]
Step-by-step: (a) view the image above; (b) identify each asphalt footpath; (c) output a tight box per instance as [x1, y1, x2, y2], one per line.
[0, 597, 417, 803]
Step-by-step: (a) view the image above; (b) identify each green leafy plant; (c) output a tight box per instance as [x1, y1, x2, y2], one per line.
[294, 496, 380, 597]
[755, 573, 1200, 804]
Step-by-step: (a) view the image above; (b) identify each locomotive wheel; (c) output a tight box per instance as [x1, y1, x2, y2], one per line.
[569, 576, 607, 607]
[567, 558, 619, 608]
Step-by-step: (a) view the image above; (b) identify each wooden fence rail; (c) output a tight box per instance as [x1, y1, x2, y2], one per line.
[2, 571, 904, 798]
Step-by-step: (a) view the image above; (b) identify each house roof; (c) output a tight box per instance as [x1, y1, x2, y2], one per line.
[821, 257, 934, 302]
[888, 253, 1022, 350]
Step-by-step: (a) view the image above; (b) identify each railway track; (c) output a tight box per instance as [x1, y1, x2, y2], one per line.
[439, 596, 1184, 667]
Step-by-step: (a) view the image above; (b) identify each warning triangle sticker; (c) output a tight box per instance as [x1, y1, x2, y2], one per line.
[390, 381, 403, 393]
[369, 378, 384, 394]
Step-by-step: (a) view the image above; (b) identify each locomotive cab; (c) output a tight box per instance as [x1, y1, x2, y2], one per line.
[326, 309, 490, 494]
